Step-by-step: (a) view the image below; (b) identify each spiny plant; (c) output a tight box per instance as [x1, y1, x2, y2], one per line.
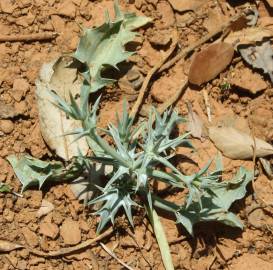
[6, 2, 254, 269]
[8, 94, 253, 269]
[51, 93, 253, 235]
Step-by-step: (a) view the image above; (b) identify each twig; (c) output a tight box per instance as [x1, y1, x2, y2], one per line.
[158, 11, 249, 74]
[129, 31, 179, 119]
[203, 89, 212, 122]
[27, 227, 113, 257]
[100, 243, 135, 270]
[0, 32, 58, 42]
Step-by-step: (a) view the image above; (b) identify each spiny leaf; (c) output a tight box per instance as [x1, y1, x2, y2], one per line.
[7, 155, 83, 192]
[176, 166, 253, 235]
[74, 1, 151, 93]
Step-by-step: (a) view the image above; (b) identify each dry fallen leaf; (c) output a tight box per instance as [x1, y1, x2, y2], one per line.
[0, 240, 23, 252]
[186, 102, 204, 139]
[167, 0, 204, 12]
[36, 199, 55, 218]
[239, 40, 273, 83]
[35, 57, 89, 160]
[189, 43, 234, 86]
[209, 126, 273, 160]
[224, 27, 273, 49]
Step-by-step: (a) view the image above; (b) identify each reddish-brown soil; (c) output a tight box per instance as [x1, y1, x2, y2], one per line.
[0, 0, 273, 269]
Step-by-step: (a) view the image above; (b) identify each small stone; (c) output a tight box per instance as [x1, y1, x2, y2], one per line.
[14, 101, 27, 115]
[39, 222, 59, 239]
[60, 218, 81, 245]
[29, 191, 42, 208]
[148, 30, 171, 46]
[57, 0, 76, 18]
[0, 119, 14, 134]
[36, 199, 55, 218]
[156, 1, 175, 29]
[12, 78, 30, 101]
[0, 0, 17, 14]
[29, 257, 45, 266]
[21, 227, 39, 248]
[51, 15, 66, 32]
[3, 208, 15, 222]
[79, 220, 89, 232]
[0, 101, 19, 119]
[230, 67, 267, 94]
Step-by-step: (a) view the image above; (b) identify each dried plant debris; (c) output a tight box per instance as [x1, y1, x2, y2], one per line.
[186, 102, 204, 140]
[35, 58, 89, 161]
[259, 158, 273, 180]
[0, 240, 23, 252]
[189, 43, 234, 86]
[74, 1, 151, 94]
[224, 27, 273, 49]
[209, 126, 273, 160]
[239, 40, 273, 83]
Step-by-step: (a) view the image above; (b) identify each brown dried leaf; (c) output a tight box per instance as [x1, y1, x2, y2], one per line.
[36, 199, 55, 218]
[189, 43, 234, 86]
[35, 57, 89, 160]
[209, 126, 273, 160]
[167, 0, 204, 12]
[0, 240, 23, 252]
[224, 27, 273, 48]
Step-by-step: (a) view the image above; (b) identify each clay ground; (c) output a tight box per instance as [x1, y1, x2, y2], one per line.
[0, 0, 273, 269]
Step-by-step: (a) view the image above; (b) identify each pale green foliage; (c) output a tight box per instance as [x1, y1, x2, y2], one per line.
[8, 93, 253, 234]
[74, 1, 151, 94]
[48, 93, 253, 234]
[7, 1, 253, 238]
[7, 154, 83, 192]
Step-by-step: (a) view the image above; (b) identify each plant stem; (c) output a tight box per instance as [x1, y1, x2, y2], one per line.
[146, 204, 174, 270]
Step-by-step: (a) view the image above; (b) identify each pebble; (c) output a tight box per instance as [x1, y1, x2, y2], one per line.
[36, 199, 55, 218]
[60, 218, 81, 245]
[21, 227, 39, 248]
[57, 1, 76, 18]
[0, 0, 17, 14]
[39, 222, 59, 239]
[12, 78, 30, 102]
[0, 101, 19, 119]
[0, 119, 14, 134]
